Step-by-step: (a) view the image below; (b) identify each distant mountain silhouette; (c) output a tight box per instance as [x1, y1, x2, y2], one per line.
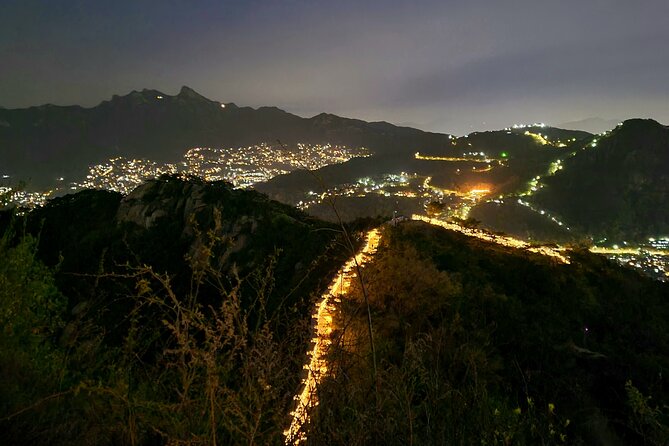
[0, 86, 449, 187]
[533, 118, 669, 240]
[557, 117, 621, 134]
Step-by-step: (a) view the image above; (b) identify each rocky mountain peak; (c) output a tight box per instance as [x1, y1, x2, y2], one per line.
[177, 86, 211, 102]
[116, 178, 209, 231]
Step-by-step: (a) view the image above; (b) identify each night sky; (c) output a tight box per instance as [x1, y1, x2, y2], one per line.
[2, 0, 668, 135]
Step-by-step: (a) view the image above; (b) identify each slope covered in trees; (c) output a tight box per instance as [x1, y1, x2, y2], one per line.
[0, 176, 358, 445]
[312, 221, 669, 445]
[532, 119, 669, 241]
[1, 178, 668, 445]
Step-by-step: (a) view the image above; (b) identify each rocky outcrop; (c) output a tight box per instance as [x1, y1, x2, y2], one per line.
[116, 178, 210, 232]
[114, 177, 270, 271]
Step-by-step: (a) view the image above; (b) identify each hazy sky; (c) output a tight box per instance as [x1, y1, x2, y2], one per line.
[1, 0, 668, 134]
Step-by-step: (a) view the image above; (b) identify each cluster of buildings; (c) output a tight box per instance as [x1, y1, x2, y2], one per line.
[1, 143, 369, 209]
[0, 142, 367, 201]
[73, 158, 180, 194]
[181, 143, 368, 188]
[296, 173, 423, 210]
[607, 249, 669, 282]
[595, 238, 669, 281]
[0, 186, 53, 209]
[295, 171, 490, 223]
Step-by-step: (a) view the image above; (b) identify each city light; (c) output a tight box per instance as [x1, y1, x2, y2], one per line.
[415, 151, 502, 165]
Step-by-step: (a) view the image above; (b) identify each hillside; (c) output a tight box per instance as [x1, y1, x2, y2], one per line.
[0, 87, 450, 187]
[19, 176, 348, 314]
[1, 179, 668, 444]
[0, 176, 354, 444]
[312, 221, 669, 445]
[532, 119, 669, 241]
[256, 124, 592, 219]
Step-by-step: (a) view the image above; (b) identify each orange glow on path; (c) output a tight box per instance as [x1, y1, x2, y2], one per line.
[411, 214, 570, 264]
[284, 228, 381, 444]
[285, 217, 575, 444]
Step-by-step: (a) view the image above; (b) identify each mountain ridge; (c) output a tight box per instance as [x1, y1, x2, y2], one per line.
[532, 118, 669, 240]
[0, 86, 451, 187]
[556, 117, 621, 134]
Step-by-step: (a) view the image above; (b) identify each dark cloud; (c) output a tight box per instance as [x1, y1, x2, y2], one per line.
[1, 0, 667, 134]
[390, 30, 669, 105]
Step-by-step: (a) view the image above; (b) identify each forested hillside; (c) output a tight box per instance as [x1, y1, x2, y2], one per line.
[1, 179, 668, 445]
[533, 119, 669, 241]
[0, 176, 356, 445]
[312, 222, 669, 445]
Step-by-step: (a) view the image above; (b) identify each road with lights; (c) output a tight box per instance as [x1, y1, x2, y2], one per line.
[285, 208, 668, 443]
[284, 214, 575, 444]
[411, 214, 570, 263]
[284, 228, 382, 445]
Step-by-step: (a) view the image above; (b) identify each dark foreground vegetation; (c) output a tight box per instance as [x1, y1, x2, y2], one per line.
[0, 176, 356, 445]
[1, 177, 668, 445]
[312, 222, 669, 445]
